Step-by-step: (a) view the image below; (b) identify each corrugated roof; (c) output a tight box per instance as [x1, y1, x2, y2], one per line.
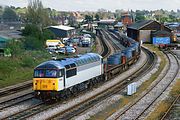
[49, 25, 75, 31]
[127, 20, 154, 30]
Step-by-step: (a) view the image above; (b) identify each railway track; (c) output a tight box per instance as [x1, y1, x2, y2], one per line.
[111, 50, 179, 120]
[106, 30, 128, 49]
[98, 30, 114, 58]
[2, 101, 44, 120]
[43, 47, 156, 120]
[101, 30, 122, 52]
[0, 92, 33, 110]
[160, 94, 180, 120]
[0, 81, 32, 98]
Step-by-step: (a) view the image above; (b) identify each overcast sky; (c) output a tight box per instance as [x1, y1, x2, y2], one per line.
[0, 0, 179, 11]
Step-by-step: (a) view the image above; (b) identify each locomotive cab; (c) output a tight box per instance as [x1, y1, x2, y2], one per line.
[33, 63, 65, 92]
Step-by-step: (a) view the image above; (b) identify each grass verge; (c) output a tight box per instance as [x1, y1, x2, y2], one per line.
[0, 50, 51, 88]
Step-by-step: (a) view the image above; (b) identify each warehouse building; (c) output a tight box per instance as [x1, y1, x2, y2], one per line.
[127, 20, 172, 44]
[47, 25, 75, 38]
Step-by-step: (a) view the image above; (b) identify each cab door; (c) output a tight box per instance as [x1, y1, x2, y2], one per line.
[58, 69, 65, 91]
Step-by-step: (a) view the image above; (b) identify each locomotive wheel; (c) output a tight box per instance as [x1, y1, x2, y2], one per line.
[65, 89, 71, 98]
[72, 86, 78, 96]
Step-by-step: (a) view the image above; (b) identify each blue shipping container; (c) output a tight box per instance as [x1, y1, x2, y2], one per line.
[153, 37, 170, 44]
[107, 54, 121, 65]
[122, 49, 132, 59]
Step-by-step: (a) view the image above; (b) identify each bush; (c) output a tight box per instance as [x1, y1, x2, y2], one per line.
[6, 39, 24, 57]
[24, 36, 43, 50]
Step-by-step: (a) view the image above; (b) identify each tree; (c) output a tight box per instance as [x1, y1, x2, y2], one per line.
[68, 13, 77, 27]
[97, 8, 108, 19]
[84, 15, 93, 23]
[22, 24, 55, 50]
[26, 0, 52, 30]
[22, 24, 42, 50]
[135, 10, 146, 21]
[2, 7, 18, 22]
[22, 24, 41, 37]
[169, 15, 177, 22]
[95, 14, 100, 21]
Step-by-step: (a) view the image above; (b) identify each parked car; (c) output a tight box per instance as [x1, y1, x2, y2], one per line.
[66, 46, 76, 53]
[47, 47, 56, 54]
[55, 46, 76, 54]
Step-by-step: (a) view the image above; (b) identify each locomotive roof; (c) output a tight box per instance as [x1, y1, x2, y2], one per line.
[35, 53, 102, 69]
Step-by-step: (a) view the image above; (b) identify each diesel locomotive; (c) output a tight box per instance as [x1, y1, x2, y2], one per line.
[33, 42, 141, 100]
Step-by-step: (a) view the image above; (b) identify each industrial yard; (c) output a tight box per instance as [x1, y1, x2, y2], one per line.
[0, 0, 180, 120]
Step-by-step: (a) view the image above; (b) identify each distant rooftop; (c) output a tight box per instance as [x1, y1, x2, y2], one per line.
[48, 25, 75, 31]
[127, 20, 154, 30]
[114, 22, 124, 27]
[96, 19, 116, 24]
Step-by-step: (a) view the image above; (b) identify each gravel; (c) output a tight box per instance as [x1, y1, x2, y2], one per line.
[0, 98, 41, 119]
[165, 97, 180, 120]
[0, 94, 33, 109]
[0, 89, 32, 104]
[109, 53, 179, 120]
[172, 50, 180, 59]
[72, 94, 122, 120]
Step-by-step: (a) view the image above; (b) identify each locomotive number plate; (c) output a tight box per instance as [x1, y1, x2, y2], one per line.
[42, 85, 47, 88]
